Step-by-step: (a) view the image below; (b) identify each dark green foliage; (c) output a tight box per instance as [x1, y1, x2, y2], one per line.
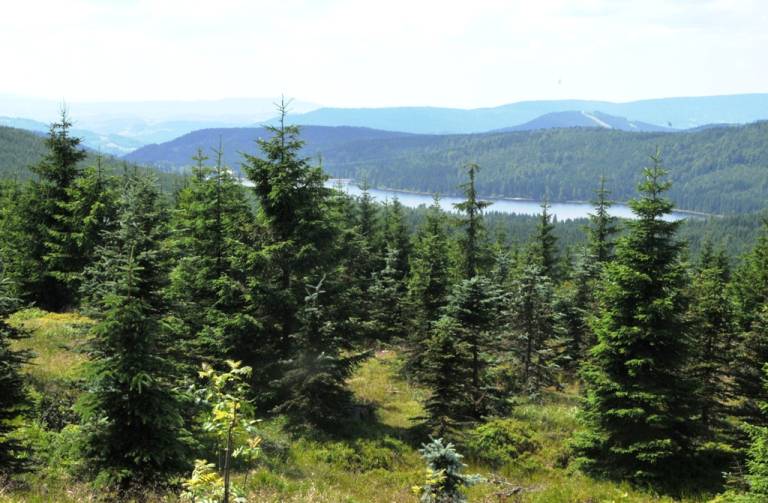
[0, 275, 33, 474]
[409, 194, 452, 320]
[11, 110, 87, 309]
[731, 218, 768, 439]
[556, 248, 601, 371]
[272, 280, 370, 428]
[574, 152, 700, 489]
[584, 175, 620, 263]
[688, 240, 737, 433]
[532, 198, 559, 281]
[379, 197, 412, 282]
[453, 164, 493, 280]
[418, 316, 474, 436]
[320, 122, 768, 215]
[506, 263, 563, 394]
[367, 248, 408, 343]
[418, 276, 504, 432]
[463, 418, 540, 468]
[416, 437, 483, 503]
[241, 100, 336, 367]
[741, 364, 768, 499]
[169, 145, 256, 365]
[76, 176, 194, 490]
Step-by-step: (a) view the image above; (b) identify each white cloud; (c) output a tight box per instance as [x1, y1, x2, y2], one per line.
[1, 0, 766, 108]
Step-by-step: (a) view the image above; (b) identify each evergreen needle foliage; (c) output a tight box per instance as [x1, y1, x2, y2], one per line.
[414, 437, 483, 503]
[0, 273, 33, 474]
[574, 151, 701, 491]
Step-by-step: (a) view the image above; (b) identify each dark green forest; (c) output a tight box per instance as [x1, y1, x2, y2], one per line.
[0, 125, 180, 189]
[321, 122, 768, 215]
[122, 121, 768, 216]
[2, 110, 768, 502]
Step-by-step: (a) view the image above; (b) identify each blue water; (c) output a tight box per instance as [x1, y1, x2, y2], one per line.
[327, 181, 703, 221]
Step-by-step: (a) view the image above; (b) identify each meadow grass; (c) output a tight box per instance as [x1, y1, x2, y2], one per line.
[2, 314, 720, 502]
[8, 308, 94, 382]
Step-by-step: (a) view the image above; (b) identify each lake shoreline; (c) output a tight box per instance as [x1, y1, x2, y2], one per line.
[327, 178, 711, 219]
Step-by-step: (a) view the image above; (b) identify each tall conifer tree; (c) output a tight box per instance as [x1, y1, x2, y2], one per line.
[574, 152, 699, 488]
[241, 100, 335, 364]
[77, 172, 194, 492]
[0, 273, 33, 474]
[454, 164, 492, 280]
[584, 175, 620, 264]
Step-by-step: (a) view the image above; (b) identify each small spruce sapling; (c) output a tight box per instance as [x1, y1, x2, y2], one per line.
[413, 437, 483, 503]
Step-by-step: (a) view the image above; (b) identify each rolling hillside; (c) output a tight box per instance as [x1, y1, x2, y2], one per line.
[122, 121, 768, 216]
[124, 126, 415, 169]
[0, 125, 179, 187]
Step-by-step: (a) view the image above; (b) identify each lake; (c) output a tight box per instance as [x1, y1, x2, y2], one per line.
[327, 181, 703, 221]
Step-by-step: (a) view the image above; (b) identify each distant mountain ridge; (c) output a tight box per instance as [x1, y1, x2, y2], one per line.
[490, 111, 678, 133]
[0, 95, 322, 146]
[265, 94, 768, 134]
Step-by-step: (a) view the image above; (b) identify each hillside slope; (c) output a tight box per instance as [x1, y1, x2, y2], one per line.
[0, 126, 180, 188]
[124, 122, 768, 215]
[124, 126, 414, 169]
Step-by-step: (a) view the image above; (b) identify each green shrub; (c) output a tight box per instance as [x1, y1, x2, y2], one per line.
[463, 418, 540, 468]
[315, 437, 406, 472]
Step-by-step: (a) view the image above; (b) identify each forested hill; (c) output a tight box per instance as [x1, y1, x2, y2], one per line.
[0, 126, 47, 178]
[127, 121, 768, 216]
[320, 122, 768, 216]
[124, 125, 414, 171]
[0, 125, 179, 187]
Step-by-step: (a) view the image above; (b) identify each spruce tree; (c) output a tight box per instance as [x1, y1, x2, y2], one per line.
[555, 247, 601, 371]
[0, 274, 33, 474]
[169, 145, 255, 364]
[240, 99, 336, 365]
[688, 240, 737, 433]
[532, 197, 559, 281]
[409, 194, 452, 320]
[454, 163, 492, 280]
[418, 316, 473, 436]
[731, 217, 768, 438]
[272, 279, 369, 427]
[380, 196, 412, 283]
[506, 264, 563, 394]
[368, 248, 408, 343]
[60, 153, 120, 282]
[415, 437, 483, 503]
[574, 152, 699, 488]
[11, 108, 88, 309]
[419, 276, 504, 429]
[741, 360, 768, 500]
[76, 174, 194, 491]
[584, 174, 620, 264]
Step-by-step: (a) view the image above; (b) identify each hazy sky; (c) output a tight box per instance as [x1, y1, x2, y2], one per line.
[2, 0, 766, 109]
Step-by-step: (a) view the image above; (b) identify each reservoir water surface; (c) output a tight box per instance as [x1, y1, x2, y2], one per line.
[328, 181, 702, 221]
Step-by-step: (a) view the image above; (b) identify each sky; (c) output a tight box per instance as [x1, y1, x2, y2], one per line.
[1, 0, 766, 109]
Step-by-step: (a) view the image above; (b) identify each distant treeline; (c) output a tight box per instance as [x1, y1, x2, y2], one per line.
[321, 122, 768, 216]
[401, 204, 768, 263]
[122, 121, 768, 216]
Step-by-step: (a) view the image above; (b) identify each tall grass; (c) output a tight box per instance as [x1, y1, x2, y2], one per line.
[3, 314, 719, 502]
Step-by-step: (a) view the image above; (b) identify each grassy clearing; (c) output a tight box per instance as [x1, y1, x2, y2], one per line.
[2, 313, 719, 502]
[8, 308, 93, 382]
